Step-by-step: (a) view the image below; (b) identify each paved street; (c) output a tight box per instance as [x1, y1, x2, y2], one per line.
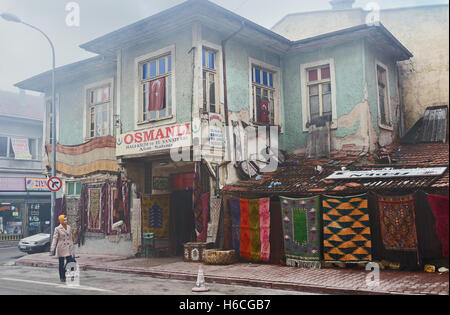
[0, 265, 320, 295]
[0, 245, 319, 295]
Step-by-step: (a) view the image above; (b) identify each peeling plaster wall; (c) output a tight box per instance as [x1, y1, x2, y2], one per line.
[364, 39, 401, 147]
[381, 6, 449, 130]
[281, 40, 366, 152]
[54, 65, 117, 146]
[332, 100, 377, 151]
[272, 5, 449, 131]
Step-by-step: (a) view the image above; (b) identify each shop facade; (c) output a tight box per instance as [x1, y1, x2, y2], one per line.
[0, 177, 51, 240]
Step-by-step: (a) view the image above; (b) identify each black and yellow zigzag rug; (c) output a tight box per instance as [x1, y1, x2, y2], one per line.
[322, 194, 372, 263]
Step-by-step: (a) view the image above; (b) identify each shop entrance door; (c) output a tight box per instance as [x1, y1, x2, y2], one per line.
[170, 190, 195, 256]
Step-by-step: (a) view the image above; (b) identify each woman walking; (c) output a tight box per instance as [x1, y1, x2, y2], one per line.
[50, 215, 76, 282]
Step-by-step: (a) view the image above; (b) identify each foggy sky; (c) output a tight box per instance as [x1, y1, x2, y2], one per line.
[0, 0, 448, 94]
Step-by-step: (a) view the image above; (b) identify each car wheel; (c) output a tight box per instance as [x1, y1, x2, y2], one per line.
[43, 243, 50, 252]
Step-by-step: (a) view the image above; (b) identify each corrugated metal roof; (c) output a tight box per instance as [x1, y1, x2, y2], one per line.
[421, 106, 448, 143]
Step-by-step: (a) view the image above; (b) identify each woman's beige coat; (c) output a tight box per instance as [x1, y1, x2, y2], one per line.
[50, 224, 75, 258]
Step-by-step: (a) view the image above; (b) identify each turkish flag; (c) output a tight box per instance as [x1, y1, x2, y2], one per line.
[260, 100, 269, 124]
[148, 78, 166, 111]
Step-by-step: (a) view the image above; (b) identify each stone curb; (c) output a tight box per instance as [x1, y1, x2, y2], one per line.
[14, 258, 432, 295]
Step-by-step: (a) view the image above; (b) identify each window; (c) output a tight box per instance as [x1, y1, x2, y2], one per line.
[251, 65, 276, 125]
[202, 48, 219, 113]
[66, 182, 82, 196]
[306, 65, 332, 124]
[376, 63, 392, 128]
[28, 139, 37, 160]
[140, 54, 172, 122]
[0, 137, 39, 160]
[0, 137, 7, 157]
[87, 84, 111, 138]
[301, 59, 337, 131]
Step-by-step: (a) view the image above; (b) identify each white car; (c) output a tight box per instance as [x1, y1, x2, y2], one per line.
[18, 233, 51, 254]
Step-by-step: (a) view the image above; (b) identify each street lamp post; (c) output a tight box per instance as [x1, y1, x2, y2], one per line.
[1, 13, 57, 242]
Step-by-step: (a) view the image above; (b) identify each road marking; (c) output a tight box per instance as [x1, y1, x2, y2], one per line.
[0, 277, 115, 293]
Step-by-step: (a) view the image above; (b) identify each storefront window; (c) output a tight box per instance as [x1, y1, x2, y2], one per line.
[28, 203, 51, 235]
[0, 204, 22, 235]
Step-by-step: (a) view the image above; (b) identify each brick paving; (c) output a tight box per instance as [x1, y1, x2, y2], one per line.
[14, 253, 449, 295]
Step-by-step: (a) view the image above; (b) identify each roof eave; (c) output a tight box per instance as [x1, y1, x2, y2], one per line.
[289, 23, 413, 61]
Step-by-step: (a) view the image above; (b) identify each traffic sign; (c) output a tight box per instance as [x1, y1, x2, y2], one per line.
[47, 177, 62, 192]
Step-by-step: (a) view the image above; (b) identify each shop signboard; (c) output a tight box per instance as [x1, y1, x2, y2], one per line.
[26, 178, 50, 191]
[209, 113, 225, 149]
[116, 123, 192, 157]
[0, 178, 25, 192]
[153, 177, 170, 191]
[11, 138, 32, 160]
[326, 167, 448, 180]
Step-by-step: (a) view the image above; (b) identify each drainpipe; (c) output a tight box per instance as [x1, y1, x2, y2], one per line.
[222, 21, 245, 163]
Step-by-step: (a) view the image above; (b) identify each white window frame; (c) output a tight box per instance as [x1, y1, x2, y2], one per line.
[375, 60, 393, 131]
[65, 180, 82, 196]
[83, 78, 114, 140]
[201, 41, 224, 114]
[248, 57, 282, 127]
[134, 45, 176, 130]
[301, 58, 337, 132]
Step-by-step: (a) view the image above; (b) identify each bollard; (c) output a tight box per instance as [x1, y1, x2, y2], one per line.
[192, 265, 209, 292]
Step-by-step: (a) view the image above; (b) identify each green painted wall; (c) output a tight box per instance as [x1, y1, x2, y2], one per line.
[202, 25, 282, 114]
[120, 28, 193, 133]
[364, 38, 400, 135]
[281, 40, 365, 152]
[56, 65, 116, 146]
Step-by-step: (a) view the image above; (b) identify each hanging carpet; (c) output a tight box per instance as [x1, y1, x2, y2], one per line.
[322, 194, 372, 263]
[249, 199, 261, 262]
[280, 196, 321, 268]
[427, 194, 449, 259]
[240, 198, 251, 261]
[259, 198, 271, 262]
[142, 195, 171, 238]
[196, 192, 210, 243]
[231, 197, 241, 255]
[377, 194, 418, 252]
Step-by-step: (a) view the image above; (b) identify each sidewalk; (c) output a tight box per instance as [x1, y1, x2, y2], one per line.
[0, 241, 18, 248]
[14, 253, 449, 295]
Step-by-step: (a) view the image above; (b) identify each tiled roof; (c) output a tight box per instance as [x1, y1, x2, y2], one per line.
[223, 142, 449, 195]
[224, 146, 368, 195]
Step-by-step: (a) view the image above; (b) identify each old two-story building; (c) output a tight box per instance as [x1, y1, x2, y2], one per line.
[273, 0, 449, 133]
[0, 90, 50, 240]
[16, 0, 423, 259]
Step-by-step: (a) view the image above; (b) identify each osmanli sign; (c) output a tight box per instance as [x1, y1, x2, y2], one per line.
[116, 123, 192, 157]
